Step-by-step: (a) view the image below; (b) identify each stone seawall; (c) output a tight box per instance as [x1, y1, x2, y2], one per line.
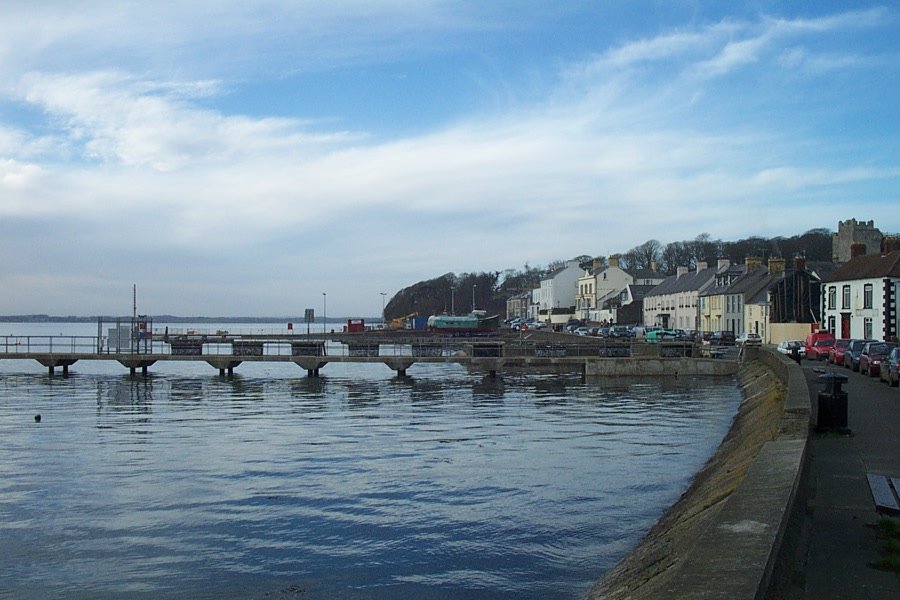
[584, 356, 740, 378]
[585, 349, 810, 599]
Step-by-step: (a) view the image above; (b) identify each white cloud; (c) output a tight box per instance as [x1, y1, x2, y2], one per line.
[0, 4, 897, 315]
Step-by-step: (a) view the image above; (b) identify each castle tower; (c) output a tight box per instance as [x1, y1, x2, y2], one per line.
[832, 219, 883, 263]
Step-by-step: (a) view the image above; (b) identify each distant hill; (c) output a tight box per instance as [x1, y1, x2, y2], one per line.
[384, 228, 835, 320]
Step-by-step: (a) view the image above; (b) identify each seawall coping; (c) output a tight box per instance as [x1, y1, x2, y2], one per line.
[588, 348, 811, 599]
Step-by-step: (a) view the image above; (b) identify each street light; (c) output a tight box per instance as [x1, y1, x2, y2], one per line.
[380, 292, 387, 326]
[322, 292, 327, 334]
[472, 284, 477, 312]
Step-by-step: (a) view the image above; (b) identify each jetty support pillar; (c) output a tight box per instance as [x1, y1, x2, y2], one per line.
[293, 358, 328, 378]
[37, 358, 77, 377]
[117, 358, 157, 377]
[383, 359, 415, 378]
[206, 359, 243, 377]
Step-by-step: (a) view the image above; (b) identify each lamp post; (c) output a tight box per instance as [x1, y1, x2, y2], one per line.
[322, 292, 327, 334]
[472, 284, 477, 312]
[380, 292, 387, 327]
[451, 288, 455, 315]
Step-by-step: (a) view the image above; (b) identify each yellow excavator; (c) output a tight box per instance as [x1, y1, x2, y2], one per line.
[389, 312, 418, 330]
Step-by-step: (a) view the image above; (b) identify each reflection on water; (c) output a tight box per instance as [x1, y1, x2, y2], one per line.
[0, 360, 740, 600]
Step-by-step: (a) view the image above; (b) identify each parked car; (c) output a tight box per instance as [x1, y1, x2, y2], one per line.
[776, 340, 806, 358]
[736, 332, 762, 346]
[710, 331, 736, 346]
[844, 339, 874, 371]
[608, 325, 632, 338]
[827, 339, 851, 365]
[645, 328, 679, 342]
[633, 326, 660, 339]
[804, 331, 835, 361]
[679, 330, 699, 342]
[859, 341, 897, 377]
[882, 347, 900, 387]
[573, 327, 592, 336]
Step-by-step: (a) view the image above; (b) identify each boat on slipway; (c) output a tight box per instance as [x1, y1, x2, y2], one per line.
[426, 310, 500, 334]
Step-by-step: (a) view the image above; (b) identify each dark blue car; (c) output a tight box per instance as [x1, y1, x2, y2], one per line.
[843, 339, 875, 371]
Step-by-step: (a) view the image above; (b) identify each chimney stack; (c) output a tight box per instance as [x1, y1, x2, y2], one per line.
[677, 266, 688, 279]
[717, 258, 731, 270]
[768, 257, 786, 276]
[695, 261, 708, 273]
[794, 255, 807, 272]
[882, 236, 900, 254]
[609, 255, 620, 268]
[745, 256, 763, 272]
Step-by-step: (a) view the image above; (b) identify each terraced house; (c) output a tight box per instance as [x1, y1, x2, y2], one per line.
[820, 249, 900, 341]
[643, 261, 718, 330]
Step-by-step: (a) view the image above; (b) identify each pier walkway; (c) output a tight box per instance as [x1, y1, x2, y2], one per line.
[0, 331, 720, 378]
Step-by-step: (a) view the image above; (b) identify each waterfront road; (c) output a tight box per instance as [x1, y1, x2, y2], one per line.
[785, 360, 900, 599]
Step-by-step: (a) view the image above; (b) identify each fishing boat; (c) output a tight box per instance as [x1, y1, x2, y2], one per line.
[427, 310, 500, 334]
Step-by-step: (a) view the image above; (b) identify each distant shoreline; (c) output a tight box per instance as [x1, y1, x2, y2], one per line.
[0, 315, 371, 324]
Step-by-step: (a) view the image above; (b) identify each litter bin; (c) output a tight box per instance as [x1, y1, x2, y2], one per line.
[816, 372, 849, 433]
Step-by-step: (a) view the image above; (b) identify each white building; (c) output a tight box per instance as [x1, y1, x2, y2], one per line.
[539, 260, 582, 324]
[577, 256, 664, 323]
[820, 250, 900, 341]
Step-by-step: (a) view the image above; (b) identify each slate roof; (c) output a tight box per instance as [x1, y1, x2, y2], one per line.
[647, 266, 718, 297]
[821, 250, 900, 283]
[628, 284, 656, 301]
[628, 268, 664, 281]
[700, 264, 746, 297]
[724, 267, 772, 298]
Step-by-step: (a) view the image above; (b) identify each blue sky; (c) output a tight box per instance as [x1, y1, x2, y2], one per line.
[1, 2, 897, 317]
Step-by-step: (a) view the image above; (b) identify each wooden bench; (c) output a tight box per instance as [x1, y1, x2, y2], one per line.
[866, 473, 900, 514]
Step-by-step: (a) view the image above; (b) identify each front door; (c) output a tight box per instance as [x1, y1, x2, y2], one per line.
[841, 313, 851, 338]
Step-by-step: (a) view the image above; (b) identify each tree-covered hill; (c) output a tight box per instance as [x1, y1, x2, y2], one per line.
[384, 228, 835, 320]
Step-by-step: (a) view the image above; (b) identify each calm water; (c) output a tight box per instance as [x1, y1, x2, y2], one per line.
[0, 323, 740, 600]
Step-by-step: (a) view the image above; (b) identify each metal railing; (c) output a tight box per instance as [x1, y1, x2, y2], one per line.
[0, 334, 704, 360]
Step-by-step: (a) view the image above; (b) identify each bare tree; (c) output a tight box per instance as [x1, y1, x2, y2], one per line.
[622, 239, 662, 270]
[661, 241, 692, 274]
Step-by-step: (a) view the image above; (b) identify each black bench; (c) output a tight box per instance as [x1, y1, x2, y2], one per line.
[866, 473, 900, 515]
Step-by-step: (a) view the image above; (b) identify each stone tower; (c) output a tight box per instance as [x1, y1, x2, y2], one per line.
[832, 219, 883, 263]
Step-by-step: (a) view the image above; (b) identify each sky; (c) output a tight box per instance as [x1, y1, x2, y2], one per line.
[1, 1, 898, 318]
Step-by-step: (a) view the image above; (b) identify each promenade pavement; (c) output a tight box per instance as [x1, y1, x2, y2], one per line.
[789, 359, 900, 599]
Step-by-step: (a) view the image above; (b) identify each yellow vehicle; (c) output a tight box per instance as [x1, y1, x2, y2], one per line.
[389, 312, 418, 330]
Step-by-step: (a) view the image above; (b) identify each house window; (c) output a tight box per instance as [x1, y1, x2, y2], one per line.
[842, 285, 850, 309]
[864, 317, 873, 339]
[828, 316, 835, 333]
[828, 286, 836, 310]
[863, 284, 873, 309]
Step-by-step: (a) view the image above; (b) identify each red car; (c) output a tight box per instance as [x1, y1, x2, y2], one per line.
[859, 341, 897, 377]
[804, 331, 835, 361]
[828, 339, 851, 364]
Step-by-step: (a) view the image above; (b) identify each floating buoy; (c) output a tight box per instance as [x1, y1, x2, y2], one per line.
[34, 414, 41, 423]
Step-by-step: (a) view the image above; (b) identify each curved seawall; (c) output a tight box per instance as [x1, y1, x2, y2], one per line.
[586, 349, 810, 599]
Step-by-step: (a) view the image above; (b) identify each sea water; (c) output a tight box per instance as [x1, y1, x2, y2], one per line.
[0, 322, 740, 600]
